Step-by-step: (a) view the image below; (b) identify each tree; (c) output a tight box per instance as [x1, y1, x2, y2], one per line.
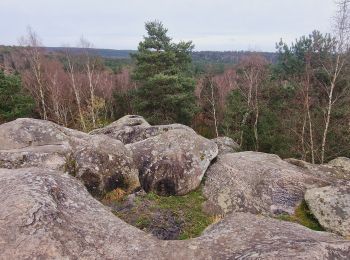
[235, 54, 268, 150]
[0, 70, 34, 122]
[320, 0, 350, 163]
[198, 73, 220, 137]
[19, 27, 48, 120]
[132, 21, 197, 125]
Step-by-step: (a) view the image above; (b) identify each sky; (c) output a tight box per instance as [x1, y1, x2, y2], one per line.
[0, 0, 336, 51]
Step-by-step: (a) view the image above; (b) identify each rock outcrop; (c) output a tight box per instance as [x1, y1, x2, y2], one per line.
[92, 115, 218, 195]
[90, 115, 196, 145]
[305, 185, 350, 237]
[0, 118, 140, 196]
[127, 129, 218, 195]
[212, 136, 240, 155]
[285, 158, 350, 184]
[203, 151, 330, 216]
[1, 167, 350, 259]
[328, 157, 350, 172]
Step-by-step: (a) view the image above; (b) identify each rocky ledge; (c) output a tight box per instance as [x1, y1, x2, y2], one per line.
[0, 116, 350, 259]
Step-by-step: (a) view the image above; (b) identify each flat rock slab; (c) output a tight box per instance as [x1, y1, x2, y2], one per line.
[305, 185, 350, 237]
[1, 167, 350, 259]
[203, 151, 330, 216]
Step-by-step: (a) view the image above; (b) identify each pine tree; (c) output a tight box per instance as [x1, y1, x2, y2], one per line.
[0, 70, 34, 123]
[132, 21, 197, 125]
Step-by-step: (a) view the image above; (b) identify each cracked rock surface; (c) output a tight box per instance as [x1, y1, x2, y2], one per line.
[305, 185, 350, 237]
[1, 167, 350, 260]
[203, 152, 330, 216]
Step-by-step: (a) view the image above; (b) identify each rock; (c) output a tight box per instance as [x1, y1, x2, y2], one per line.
[1, 167, 350, 259]
[212, 136, 240, 155]
[0, 117, 86, 150]
[328, 157, 350, 172]
[0, 118, 140, 196]
[127, 129, 218, 195]
[90, 114, 195, 144]
[0, 144, 70, 170]
[305, 185, 350, 237]
[285, 158, 350, 184]
[72, 135, 140, 197]
[203, 152, 329, 216]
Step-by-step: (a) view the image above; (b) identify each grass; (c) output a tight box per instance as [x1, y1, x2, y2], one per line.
[144, 187, 213, 240]
[111, 186, 214, 240]
[277, 200, 324, 231]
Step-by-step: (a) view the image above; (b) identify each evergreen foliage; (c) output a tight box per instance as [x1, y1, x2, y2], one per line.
[0, 70, 34, 123]
[131, 21, 197, 125]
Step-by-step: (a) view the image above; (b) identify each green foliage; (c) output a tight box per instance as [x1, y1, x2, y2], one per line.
[144, 187, 213, 240]
[277, 200, 324, 231]
[113, 89, 136, 119]
[112, 186, 213, 240]
[0, 70, 34, 123]
[132, 20, 198, 125]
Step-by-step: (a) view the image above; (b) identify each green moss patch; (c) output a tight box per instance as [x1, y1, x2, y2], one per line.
[277, 200, 324, 231]
[110, 186, 214, 240]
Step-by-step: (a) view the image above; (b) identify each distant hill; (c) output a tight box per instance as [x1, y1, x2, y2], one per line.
[0, 45, 278, 65]
[46, 47, 278, 64]
[45, 47, 136, 59]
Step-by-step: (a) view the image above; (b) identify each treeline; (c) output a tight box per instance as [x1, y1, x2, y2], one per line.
[0, 29, 136, 131]
[1, 1, 350, 163]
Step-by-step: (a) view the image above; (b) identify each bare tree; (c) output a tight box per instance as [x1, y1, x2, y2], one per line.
[80, 37, 98, 128]
[320, 0, 350, 163]
[64, 47, 87, 130]
[19, 27, 48, 120]
[237, 54, 268, 150]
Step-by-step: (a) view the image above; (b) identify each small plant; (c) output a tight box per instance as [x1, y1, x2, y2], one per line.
[109, 186, 214, 240]
[135, 215, 152, 229]
[64, 155, 77, 177]
[103, 188, 127, 202]
[277, 200, 324, 231]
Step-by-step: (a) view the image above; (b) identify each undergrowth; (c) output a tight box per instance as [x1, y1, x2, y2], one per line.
[111, 186, 214, 240]
[277, 200, 324, 231]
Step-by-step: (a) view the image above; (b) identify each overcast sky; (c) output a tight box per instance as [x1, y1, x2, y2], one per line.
[0, 0, 336, 51]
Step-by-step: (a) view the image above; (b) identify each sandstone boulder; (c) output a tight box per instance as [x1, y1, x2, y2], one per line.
[305, 185, 350, 237]
[72, 134, 140, 197]
[1, 167, 350, 259]
[212, 136, 240, 155]
[328, 157, 350, 172]
[286, 158, 350, 184]
[0, 118, 140, 196]
[90, 115, 195, 144]
[203, 152, 329, 216]
[127, 129, 218, 195]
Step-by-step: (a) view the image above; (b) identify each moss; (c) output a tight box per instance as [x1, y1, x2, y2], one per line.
[135, 215, 152, 229]
[64, 155, 77, 177]
[110, 186, 213, 240]
[277, 200, 324, 231]
[144, 186, 213, 239]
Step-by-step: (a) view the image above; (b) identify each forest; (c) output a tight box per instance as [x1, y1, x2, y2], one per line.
[1, 2, 350, 164]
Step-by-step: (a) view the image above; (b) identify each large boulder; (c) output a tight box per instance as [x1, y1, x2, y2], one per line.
[0, 117, 86, 150]
[305, 185, 350, 237]
[285, 158, 350, 184]
[1, 167, 350, 259]
[328, 157, 350, 172]
[212, 136, 240, 155]
[90, 115, 195, 145]
[203, 152, 330, 216]
[71, 134, 140, 197]
[0, 118, 140, 196]
[127, 129, 218, 195]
